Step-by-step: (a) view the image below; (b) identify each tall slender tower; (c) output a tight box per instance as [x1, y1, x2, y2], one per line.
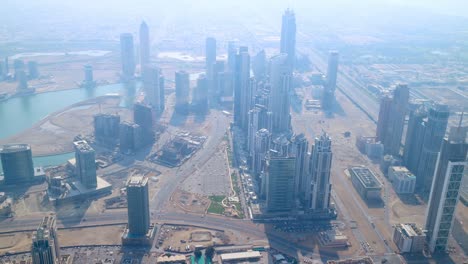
[175, 70, 190, 113]
[425, 129, 467, 253]
[73, 140, 97, 189]
[322, 51, 339, 110]
[31, 216, 60, 264]
[376, 95, 392, 143]
[307, 132, 333, 210]
[416, 104, 450, 193]
[233, 47, 250, 129]
[269, 54, 291, 134]
[266, 155, 296, 212]
[205, 37, 216, 79]
[292, 134, 309, 200]
[139, 21, 150, 67]
[383, 84, 410, 156]
[280, 9, 296, 72]
[120, 33, 135, 80]
[126, 176, 150, 236]
[142, 65, 161, 112]
[403, 102, 428, 172]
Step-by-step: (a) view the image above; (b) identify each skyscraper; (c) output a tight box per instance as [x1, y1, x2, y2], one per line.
[16, 69, 28, 90]
[416, 104, 450, 193]
[139, 21, 150, 67]
[292, 134, 309, 201]
[253, 49, 267, 81]
[120, 33, 135, 80]
[119, 122, 142, 154]
[266, 155, 296, 212]
[269, 54, 291, 134]
[83, 64, 94, 87]
[134, 103, 154, 145]
[73, 140, 97, 189]
[308, 132, 333, 210]
[425, 131, 467, 253]
[403, 102, 428, 172]
[381, 84, 410, 156]
[94, 113, 120, 146]
[193, 74, 209, 112]
[205, 37, 216, 79]
[126, 175, 150, 236]
[175, 70, 190, 113]
[280, 9, 296, 72]
[252, 129, 271, 177]
[159, 72, 165, 111]
[247, 104, 272, 157]
[211, 60, 225, 102]
[376, 95, 392, 143]
[28, 61, 39, 79]
[142, 65, 162, 112]
[322, 51, 339, 110]
[31, 215, 60, 264]
[0, 144, 35, 185]
[233, 47, 250, 129]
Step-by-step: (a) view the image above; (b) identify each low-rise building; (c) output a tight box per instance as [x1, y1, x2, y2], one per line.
[327, 256, 374, 264]
[393, 223, 426, 253]
[219, 251, 261, 263]
[349, 166, 382, 200]
[388, 166, 416, 194]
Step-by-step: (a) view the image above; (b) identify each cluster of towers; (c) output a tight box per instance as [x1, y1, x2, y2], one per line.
[0, 57, 39, 91]
[224, 9, 335, 216]
[376, 84, 467, 253]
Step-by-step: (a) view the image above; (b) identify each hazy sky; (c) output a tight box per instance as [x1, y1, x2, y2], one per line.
[2, 0, 468, 17]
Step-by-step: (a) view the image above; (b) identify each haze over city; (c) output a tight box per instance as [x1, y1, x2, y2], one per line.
[0, 0, 467, 264]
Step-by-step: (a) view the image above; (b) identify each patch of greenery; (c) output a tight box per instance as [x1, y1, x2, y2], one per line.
[207, 195, 226, 215]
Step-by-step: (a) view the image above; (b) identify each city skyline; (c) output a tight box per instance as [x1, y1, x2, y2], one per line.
[0, 3, 466, 264]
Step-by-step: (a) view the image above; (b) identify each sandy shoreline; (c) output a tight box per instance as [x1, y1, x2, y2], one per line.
[0, 95, 132, 156]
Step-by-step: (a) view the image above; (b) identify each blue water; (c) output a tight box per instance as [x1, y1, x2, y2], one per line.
[0, 82, 139, 172]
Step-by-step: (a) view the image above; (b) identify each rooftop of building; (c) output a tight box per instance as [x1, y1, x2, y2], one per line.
[73, 140, 94, 152]
[94, 113, 119, 118]
[0, 143, 31, 153]
[327, 257, 374, 264]
[219, 251, 261, 261]
[390, 166, 416, 179]
[350, 166, 382, 189]
[395, 223, 425, 238]
[127, 175, 148, 187]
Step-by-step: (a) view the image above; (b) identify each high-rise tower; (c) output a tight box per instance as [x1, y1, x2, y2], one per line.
[122, 175, 156, 246]
[322, 51, 339, 110]
[205, 37, 216, 79]
[425, 129, 467, 253]
[403, 102, 428, 172]
[142, 65, 162, 112]
[233, 47, 251, 129]
[175, 70, 190, 113]
[379, 84, 410, 156]
[280, 9, 296, 72]
[126, 176, 150, 236]
[31, 215, 60, 264]
[73, 140, 97, 189]
[0, 144, 35, 185]
[416, 104, 450, 193]
[307, 132, 333, 210]
[269, 54, 291, 134]
[139, 21, 150, 67]
[266, 155, 296, 212]
[120, 33, 135, 80]
[292, 134, 309, 201]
